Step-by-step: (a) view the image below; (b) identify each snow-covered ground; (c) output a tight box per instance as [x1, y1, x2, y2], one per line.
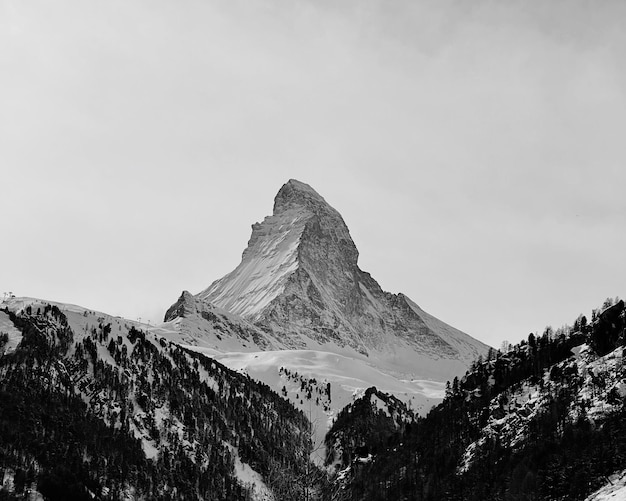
[188, 347, 444, 462]
[225, 444, 275, 501]
[585, 470, 626, 500]
[0, 310, 23, 354]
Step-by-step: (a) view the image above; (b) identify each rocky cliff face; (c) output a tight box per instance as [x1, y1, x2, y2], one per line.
[172, 180, 488, 374]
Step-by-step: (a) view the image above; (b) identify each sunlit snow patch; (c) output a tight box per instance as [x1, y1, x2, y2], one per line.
[585, 470, 626, 500]
[0, 310, 22, 354]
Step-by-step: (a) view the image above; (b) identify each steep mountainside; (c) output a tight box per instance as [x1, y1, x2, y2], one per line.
[166, 179, 488, 383]
[325, 298, 626, 501]
[0, 297, 318, 501]
[325, 387, 415, 472]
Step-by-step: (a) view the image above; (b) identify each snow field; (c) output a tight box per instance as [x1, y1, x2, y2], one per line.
[188, 348, 445, 463]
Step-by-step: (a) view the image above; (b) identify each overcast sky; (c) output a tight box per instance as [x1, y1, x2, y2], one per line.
[2, 0, 625, 349]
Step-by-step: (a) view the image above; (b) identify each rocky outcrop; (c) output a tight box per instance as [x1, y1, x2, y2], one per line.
[164, 290, 275, 351]
[164, 290, 197, 321]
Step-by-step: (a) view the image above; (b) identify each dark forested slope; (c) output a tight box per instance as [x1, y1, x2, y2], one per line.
[326, 298, 626, 501]
[0, 300, 316, 500]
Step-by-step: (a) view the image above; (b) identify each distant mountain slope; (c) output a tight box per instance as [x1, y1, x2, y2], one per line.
[0, 297, 317, 500]
[166, 179, 488, 383]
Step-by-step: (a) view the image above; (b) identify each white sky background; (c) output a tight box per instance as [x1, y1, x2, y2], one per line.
[1, 0, 625, 349]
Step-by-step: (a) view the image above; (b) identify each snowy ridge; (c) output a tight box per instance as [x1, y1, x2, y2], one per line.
[403, 295, 488, 364]
[162, 291, 281, 352]
[198, 206, 310, 320]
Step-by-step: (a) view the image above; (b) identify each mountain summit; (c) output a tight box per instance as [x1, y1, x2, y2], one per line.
[198, 179, 358, 331]
[166, 179, 488, 380]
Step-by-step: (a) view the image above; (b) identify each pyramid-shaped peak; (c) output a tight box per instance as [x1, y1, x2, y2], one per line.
[171, 178, 489, 381]
[273, 179, 330, 215]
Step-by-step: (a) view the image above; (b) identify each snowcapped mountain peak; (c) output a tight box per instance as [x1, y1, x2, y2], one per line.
[196, 179, 359, 322]
[168, 180, 488, 382]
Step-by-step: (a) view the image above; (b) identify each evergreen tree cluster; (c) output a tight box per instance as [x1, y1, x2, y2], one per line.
[325, 387, 412, 471]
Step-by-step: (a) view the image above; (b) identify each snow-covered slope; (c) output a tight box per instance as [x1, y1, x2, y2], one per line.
[0, 296, 314, 500]
[166, 179, 489, 385]
[198, 203, 310, 320]
[0, 310, 23, 354]
[586, 470, 626, 501]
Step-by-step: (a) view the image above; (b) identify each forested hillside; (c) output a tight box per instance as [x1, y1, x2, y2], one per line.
[326, 298, 626, 501]
[325, 387, 413, 471]
[3, 295, 624, 500]
[0, 300, 318, 500]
